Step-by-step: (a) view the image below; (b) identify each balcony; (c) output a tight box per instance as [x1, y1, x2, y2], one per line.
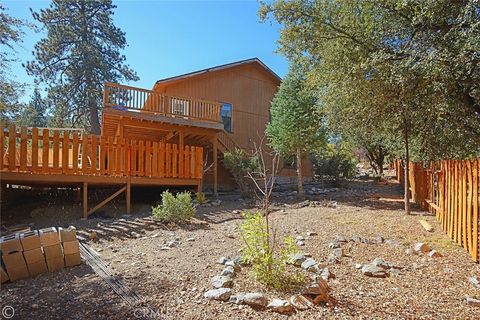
[102, 82, 224, 131]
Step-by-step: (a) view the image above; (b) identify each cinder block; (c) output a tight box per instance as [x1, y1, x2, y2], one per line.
[27, 259, 48, 277]
[46, 256, 64, 272]
[43, 243, 63, 260]
[65, 252, 81, 267]
[1, 266, 9, 284]
[3, 251, 29, 281]
[23, 248, 44, 264]
[62, 240, 80, 255]
[5, 265, 29, 282]
[20, 230, 41, 251]
[58, 226, 77, 242]
[39, 227, 60, 246]
[0, 233, 22, 255]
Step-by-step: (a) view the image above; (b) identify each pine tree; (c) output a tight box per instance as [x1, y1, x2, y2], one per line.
[17, 87, 48, 127]
[26, 0, 139, 134]
[266, 63, 325, 199]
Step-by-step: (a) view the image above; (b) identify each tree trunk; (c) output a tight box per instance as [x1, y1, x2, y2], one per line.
[403, 125, 411, 215]
[296, 147, 304, 199]
[90, 101, 101, 135]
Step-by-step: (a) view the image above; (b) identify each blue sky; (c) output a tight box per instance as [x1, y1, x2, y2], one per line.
[4, 0, 288, 100]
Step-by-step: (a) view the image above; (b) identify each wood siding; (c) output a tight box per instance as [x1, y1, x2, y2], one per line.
[154, 62, 315, 181]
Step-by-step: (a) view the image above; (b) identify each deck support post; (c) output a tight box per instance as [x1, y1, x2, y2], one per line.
[212, 135, 218, 196]
[126, 177, 131, 214]
[83, 182, 88, 219]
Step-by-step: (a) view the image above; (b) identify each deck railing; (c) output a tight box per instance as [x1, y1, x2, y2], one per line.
[103, 82, 222, 123]
[1, 125, 203, 179]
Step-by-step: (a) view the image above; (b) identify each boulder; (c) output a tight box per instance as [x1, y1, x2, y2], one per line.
[204, 288, 232, 301]
[372, 258, 389, 269]
[211, 276, 233, 288]
[217, 257, 230, 265]
[335, 235, 348, 243]
[267, 299, 294, 315]
[296, 241, 305, 246]
[243, 292, 268, 310]
[361, 264, 389, 278]
[225, 260, 241, 272]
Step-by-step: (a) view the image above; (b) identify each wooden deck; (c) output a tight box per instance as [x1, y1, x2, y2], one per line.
[0, 125, 204, 218]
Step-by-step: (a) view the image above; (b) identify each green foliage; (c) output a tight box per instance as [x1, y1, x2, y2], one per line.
[152, 191, 195, 223]
[195, 191, 207, 205]
[311, 141, 357, 181]
[260, 0, 480, 161]
[223, 148, 259, 198]
[266, 63, 325, 156]
[16, 88, 49, 127]
[27, 0, 139, 133]
[240, 211, 305, 290]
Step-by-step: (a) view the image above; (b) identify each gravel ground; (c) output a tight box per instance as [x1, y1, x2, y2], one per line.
[1, 178, 479, 319]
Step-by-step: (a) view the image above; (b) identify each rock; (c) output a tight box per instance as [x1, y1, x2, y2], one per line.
[335, 235, 348, 243]
[469, 276, 480, 289]
[229, 292, 246, 304]
[301, 258, 317, 270]
[332, 248, 343, 258]
[225, 260, 241, 272]
[361, 238, 374, 245]
[361, 264, 389, 278]
[351, 236, 362, 243]
[204, 288, 232, 301]
[211, 276, 233, 288]
[307, 231, 317, 236]
[306, 279, 331, 305]
[405, 248, 415, 255]
[320, 268, 335, 280]
[326, 255, 340, 265]
[211, 199, 222, 207]
[296, 241, 305, 246]
[159, 246, 171, 250]
[355, 263, 363, 269]
[221, 266, 235, 277]
[296, 235, 305, 241]
[287, 253, 306, 267]
[166, 240, 177, 248]
[217, 257, 230, 265]
[32, 304, 39, 309]
[131, 231, 141, 238]
[243, 292, 268, 310]
[290, 294, 314, 310]
[466, 297, 480, 307]
[232, 210, 241, 214]
[428, 250, 442, 258]
[385, 239, 401, 246]
[372, 258, 389, 269]
[413, 243, 431, 253]
[89, 231, 98, 241]
[374, 236, 384, 243]
[390, 268, 401, 277]
[186, 237, 195, 242]
[267, 299, 294, 315]
[328, 242, 340, 249]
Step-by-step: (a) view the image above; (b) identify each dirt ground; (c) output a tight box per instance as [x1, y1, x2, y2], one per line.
[0, 177, 479, 319]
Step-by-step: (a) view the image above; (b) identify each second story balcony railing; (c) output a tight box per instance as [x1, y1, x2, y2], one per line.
[103, 82, 222, 123]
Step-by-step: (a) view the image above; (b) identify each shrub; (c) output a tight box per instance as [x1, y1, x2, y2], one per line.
[152, 191, 195, 223]
[223, 148, 259, 198]
[195, 191, 207, 204]
[311, 143, 357, 181]
[240, 211, 305, 290]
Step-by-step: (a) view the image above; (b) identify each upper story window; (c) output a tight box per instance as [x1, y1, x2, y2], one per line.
[221, 103, 232, 133]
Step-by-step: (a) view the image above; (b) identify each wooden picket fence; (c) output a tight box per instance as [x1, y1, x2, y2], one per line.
[0, 125, 203, 179]
[395, 159, 480, 262]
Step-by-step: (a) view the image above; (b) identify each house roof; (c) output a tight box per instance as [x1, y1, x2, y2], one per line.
[155, 58, 282, 86]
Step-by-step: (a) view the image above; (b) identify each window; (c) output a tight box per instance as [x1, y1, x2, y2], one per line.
[221, 103, 232, 133]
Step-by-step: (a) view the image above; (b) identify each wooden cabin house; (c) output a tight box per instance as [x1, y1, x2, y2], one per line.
[1, 58, 313, 219]
[102, 58, 314, 192]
